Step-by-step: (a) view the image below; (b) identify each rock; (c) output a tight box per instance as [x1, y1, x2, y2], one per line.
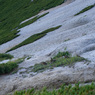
[1, 0, 95, 95]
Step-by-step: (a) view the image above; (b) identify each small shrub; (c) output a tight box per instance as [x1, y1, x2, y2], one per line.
[0, 58, 24, 74]
[0, 53, 13, 61]
[53, 51, 70, 59]
[0, 61, 18, 74]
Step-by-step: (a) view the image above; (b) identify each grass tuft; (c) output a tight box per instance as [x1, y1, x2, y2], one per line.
[31, 52, 85, 72]
[18, 12, 49, 29]
[13, 83, 95, 95]
[75, 4, 95, 16]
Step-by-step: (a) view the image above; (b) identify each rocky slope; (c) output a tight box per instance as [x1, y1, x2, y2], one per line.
[0, 0, 95, 94]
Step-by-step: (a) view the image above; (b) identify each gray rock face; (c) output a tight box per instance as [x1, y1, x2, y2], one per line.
[0, 0, 95, 95]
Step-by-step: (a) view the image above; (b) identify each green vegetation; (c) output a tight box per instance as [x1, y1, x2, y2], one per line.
[75, 4, 95, 16]
[13, 83, 95, 95]
[18, 12, 49, 29]
[0, 0, 64, 45]
[7, 25, 61, 52]
[32, 56, 85, 72]
[0, 53, 13, 61]
[31, 52, 85, 72]
[53, 51, 70, 59]
[0, 58, 24, 75]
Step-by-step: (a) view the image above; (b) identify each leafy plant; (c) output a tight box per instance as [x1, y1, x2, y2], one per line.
[13, 83, 95, 95]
